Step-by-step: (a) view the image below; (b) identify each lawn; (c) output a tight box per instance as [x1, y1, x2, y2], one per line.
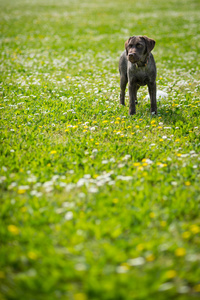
[0, 0, 200, 299]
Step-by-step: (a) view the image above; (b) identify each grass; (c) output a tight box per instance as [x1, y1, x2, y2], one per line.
[0, 0, 200, 299]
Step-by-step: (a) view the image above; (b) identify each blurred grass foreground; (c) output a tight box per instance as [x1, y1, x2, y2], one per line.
[0, 0, 200, 299]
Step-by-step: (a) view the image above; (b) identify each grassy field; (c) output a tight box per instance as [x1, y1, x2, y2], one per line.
[0, 0, 200, 299]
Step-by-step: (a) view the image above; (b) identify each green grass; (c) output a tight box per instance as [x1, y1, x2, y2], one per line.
[0, 0, 200, 299]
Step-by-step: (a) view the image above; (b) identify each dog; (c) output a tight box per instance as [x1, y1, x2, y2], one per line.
[119, 35, 157, 115]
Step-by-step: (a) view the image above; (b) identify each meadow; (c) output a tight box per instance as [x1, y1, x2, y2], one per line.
[0, 0, 200, 299]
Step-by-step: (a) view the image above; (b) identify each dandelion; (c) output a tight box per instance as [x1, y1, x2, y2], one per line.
[28, 251, 38, 260]
[146, 254, 155, 262]
[160, 221, 167, 227]
[185, 181, 191, 186]
[149, 212, 155, 218]
[182, 231, 191, 239]
[136, 244, 144, 251]
[175, 248, 186, 257]
[8, 225, 20, 235]
[190, 224, 200, 234]
[18, 189, 26, 194]
[113, 198, 119, 204]
[165, 270, 177, 279]
[50, 150, 57, 154]
[194, 284, 200, 292]
[74, 293, 87, 300]
[133, 162, 140, 167]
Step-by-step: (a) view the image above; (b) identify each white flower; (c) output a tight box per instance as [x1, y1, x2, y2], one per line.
[127, 257, 145, 266]
[64, 211, 73, 221]
[116, 175, 133, 181]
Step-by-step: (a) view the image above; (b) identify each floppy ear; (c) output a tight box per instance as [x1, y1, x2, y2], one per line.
[142, 36, 155, 54]
[125, 37, 133, 55]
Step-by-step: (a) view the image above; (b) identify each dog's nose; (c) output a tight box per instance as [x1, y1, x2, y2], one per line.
[128, 53, 136, 58]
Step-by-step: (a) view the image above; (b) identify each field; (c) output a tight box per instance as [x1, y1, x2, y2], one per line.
[0, 0, 200, 299]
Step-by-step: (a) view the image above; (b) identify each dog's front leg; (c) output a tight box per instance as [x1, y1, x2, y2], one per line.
[148, 81, 157, 114]
[128, 82, 137, 115]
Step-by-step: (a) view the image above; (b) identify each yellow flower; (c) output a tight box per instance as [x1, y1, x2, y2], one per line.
[146, 254, 155, 262]
[113, 198, 119, 204]
[50, 150, 57, 154]
[135, 125, 139, 128]
[149, 212, 155, 218]
[160, 221, 167, 227]
[74, 293, 87, 300]
[165, 270, 177, 279]
[8, 225, 20, 235]
[18, 189, 26, 194]
[194, 284, 200, 292]
[28, 251, 38, 260]
[133, 163, 140, 167]
[142, 163, 148, 167]
[190, 224, 200, 234]
[177, 153, 182, 157]
[159, 139, 164, 142]
[182, 231, 191, 239]
[175, 248, 186, 257]
[102, 120, 108, 123]
[95, 143, 99, 145]
[185, 181, 191, 186]
[115, 121, 119, 124]
[136, 244, 144, 251]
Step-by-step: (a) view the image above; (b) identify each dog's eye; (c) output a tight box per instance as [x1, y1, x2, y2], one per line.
[136, 44, 143, 48]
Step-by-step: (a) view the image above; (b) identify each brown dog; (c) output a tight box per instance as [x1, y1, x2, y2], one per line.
[119, 35, 157, 115]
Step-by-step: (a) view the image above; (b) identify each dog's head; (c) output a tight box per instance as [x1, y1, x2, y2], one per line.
[125, 36, 155, 64]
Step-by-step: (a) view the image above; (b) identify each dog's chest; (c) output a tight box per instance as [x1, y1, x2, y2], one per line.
[128, 63, 150, 86]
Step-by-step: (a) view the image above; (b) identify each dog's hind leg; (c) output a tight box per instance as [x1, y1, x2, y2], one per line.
[120, 74, 128, 105]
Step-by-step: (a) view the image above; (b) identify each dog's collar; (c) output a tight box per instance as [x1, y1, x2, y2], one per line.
[135, 56, 149, 68]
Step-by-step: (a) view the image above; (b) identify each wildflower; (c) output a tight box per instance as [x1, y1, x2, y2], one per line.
[160, 221, 167, 227]
[194, 284, 200, 292]
[149, 212, 155, 218]
[165, 270, 177, 279]
[127, 257, 145, 266]
[74, 293, 87, 300]
[113, 198, 119, 204]
[116, 264, 129, 273]
[136, 244, 144, 251]
[18, 189, 26, 194]
[28, 251, 38, 260]
[64, 211, 73, 221]
[133, 162, 140, 167]
[8, 225, 20, 235]
[185, 181, 191, 186]
[190, 224, 200, 234]
[182, 231, 191, 239]
[50, 150, 57, 154]
[175, 248, 186, 257]
[146, 254, 155, 262]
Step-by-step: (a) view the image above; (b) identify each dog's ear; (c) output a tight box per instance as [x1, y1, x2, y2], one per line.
[142, 36, 155, 54]
[125, 37, 133, 55]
